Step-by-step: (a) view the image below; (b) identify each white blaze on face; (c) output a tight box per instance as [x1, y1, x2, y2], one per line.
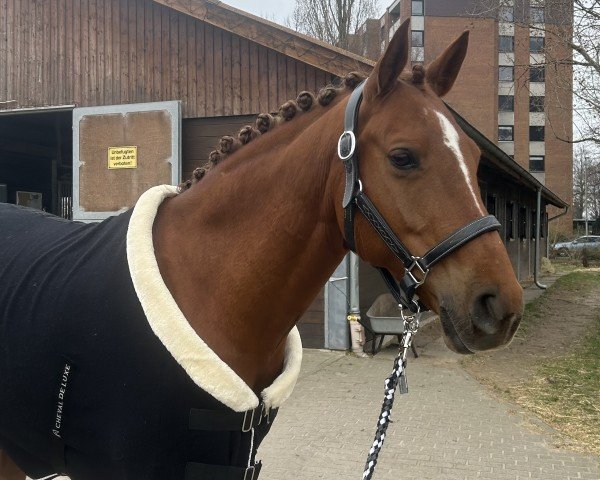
[434, 111, 485, 215]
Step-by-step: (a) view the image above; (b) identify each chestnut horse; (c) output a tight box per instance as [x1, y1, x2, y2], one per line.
[0, 20, 523, 480]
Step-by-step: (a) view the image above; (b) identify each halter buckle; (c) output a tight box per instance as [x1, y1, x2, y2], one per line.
[338, 131, 356, 161]
[406, 257, 429, 287]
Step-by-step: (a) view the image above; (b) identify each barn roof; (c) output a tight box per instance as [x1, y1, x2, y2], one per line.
[152, 0, 375, 77]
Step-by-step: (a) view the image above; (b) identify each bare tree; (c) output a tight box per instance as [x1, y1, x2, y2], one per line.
[588, 160, 600, 220]
[574, 145, 590, 218]
[472, 0, 600, 146]
[288, 0, 380, 50]
[573, 144, 600, 220]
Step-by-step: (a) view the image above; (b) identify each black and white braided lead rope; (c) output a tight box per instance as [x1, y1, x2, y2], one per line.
[361, 352, 406, 480]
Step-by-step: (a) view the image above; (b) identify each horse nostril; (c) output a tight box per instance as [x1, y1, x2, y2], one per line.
[472, 293, 503, 335]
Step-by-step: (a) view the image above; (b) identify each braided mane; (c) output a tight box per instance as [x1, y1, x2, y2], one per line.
[178, 71, 367, 192]
[178, 65, 426, 192]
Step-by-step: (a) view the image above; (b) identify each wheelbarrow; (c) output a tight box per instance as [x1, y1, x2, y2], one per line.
[359, 293, 420, 356]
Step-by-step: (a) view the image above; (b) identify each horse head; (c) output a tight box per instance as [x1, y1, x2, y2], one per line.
[339, 20, 523, 354]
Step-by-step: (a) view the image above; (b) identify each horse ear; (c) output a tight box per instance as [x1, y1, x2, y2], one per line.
[364, 19, 410, 99]
[426, 30, 470, 97]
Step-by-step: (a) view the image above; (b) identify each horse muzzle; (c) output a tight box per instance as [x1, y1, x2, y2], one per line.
[439, 288, 523, 354]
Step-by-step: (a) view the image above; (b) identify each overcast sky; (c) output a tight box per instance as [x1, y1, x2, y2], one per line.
[222, 0, 297, 22]
[222, 0, 387, 24]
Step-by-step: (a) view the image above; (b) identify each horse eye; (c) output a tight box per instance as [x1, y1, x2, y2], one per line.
[388, 150, 417, 170]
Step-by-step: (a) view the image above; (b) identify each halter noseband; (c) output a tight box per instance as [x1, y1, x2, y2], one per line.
[339, 80, 501, 313]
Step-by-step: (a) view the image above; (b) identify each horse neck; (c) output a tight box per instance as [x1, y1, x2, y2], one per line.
[153, 101, 349, 391]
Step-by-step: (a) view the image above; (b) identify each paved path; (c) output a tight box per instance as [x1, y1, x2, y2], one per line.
[259, 346, 600, 480]
[259, 280, 600, 479]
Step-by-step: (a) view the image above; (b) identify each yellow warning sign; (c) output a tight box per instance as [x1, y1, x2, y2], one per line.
[108, 146, 138, 169]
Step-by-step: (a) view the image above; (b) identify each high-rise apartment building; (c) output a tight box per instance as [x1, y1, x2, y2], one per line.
[352, 0, 573, 232]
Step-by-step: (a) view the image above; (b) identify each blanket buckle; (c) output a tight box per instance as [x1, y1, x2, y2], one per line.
[242, 408, 255, 432]
[244, 465, 257, 480]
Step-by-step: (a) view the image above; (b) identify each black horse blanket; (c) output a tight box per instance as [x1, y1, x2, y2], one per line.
[0, 185, 302, 480]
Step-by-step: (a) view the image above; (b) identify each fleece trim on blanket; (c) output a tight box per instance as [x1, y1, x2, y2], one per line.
[127, 185, 303, 413]
[0, 185, 302, 479]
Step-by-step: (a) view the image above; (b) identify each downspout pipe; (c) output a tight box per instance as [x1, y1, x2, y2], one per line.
[534, 188, 547, 290]
[348, 252, 361, 320]
[347, 252, 365, 355]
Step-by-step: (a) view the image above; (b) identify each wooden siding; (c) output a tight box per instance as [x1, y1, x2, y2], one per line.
[182, 115, 255, 179]
[0, 0, 336, 118]
[153, 0, 374, 77]
[297, 290, 325, 349]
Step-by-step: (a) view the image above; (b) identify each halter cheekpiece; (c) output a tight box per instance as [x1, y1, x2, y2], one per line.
[339, 79, 501, 313]
[339, 79, 502, 480]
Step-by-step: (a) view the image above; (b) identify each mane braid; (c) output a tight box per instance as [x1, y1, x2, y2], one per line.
[178, 71, 368, 192]
[411, 64, 425, 85]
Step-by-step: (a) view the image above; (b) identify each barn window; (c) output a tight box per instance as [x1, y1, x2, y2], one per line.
[519, 206, 528, 239]
[506, 202, 515, 241]
[542, 212, 547, 238]
[486, 194, 497, 216]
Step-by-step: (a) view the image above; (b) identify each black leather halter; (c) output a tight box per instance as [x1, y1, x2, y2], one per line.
[339, 80, 501, 313]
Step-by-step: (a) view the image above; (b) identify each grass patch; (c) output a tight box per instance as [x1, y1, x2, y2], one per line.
[515, 272, 600, 340]
[462, 271, 600, 454]
[512, 314, 600, 455]
[552, 258, 600, 274]
[513, 292, 544, 339]
[552, 270, 600, 292]
[511, 271, 600, 455]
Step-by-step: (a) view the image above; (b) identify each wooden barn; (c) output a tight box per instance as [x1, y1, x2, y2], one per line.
[0, 0, 567, 350]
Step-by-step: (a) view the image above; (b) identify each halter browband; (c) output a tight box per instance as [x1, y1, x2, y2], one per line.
[339, 80, 501, 313]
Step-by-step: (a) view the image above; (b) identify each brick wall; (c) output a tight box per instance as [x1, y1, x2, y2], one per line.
[352, 0, 573, 234]
[424, 17, 498, 140]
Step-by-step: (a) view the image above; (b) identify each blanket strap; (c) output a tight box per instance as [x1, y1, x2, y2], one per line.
[188, 404, 278, 432]
[50, 436, 66, 474]
[185, 461, 262, 480]
[186, 403, 276, 480]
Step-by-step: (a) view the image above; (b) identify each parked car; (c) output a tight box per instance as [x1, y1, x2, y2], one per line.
[552, 235, 600, 256]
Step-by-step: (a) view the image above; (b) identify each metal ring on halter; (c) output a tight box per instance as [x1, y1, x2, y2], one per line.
[337, 131, 357, 161]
